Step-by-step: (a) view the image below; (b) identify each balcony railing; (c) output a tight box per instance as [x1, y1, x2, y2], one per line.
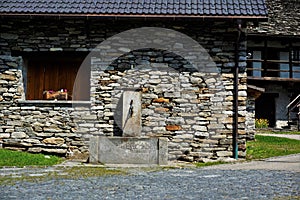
[247, 59, 300, 80]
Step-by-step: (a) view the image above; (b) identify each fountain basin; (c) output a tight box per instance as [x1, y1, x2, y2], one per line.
[89, 136, 168, 165]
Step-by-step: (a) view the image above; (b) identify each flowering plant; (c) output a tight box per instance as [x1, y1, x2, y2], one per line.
[255, 118, 269, 128]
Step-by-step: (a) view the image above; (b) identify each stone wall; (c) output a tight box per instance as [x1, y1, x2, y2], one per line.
[0, 101, 90, 157]
[0, 17, 249, 162]
[248, 0, 299, 36]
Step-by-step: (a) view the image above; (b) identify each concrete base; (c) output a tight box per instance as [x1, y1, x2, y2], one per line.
[89, 136, 168, 165]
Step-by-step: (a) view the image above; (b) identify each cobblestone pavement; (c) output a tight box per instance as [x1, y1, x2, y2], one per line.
[1, 161, 299, 200]
[204, 153, 300, 172]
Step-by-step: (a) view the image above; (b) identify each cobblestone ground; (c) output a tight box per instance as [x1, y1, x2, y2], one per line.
[1, 168, 299, 200]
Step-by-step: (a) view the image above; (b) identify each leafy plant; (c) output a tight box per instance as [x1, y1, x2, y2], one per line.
[255, 118, 269, 128]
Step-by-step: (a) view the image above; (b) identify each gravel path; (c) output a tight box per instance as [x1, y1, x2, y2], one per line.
[1, 165, 299, 199]
[203, 153, 300, 172]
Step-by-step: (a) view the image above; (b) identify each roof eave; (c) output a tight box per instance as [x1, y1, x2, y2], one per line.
[0, 13, 268, 21]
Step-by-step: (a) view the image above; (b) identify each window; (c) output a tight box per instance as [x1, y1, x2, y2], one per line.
[247, 46, 300, 79]
[292, 49, 300, 78]
[250, 50, 262, 77]
[24, 53, 89, 101]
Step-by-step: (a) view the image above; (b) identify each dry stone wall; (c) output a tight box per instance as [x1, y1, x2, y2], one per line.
[0, 17, 249, 162]
[248, 0, 299, 35]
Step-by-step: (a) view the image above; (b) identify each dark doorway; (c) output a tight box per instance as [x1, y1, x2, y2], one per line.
[255, 93, 278, 127]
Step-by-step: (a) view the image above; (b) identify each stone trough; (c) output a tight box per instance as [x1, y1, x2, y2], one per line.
[89, 136, 168, 165]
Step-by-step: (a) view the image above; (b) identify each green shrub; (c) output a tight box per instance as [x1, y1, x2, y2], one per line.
[255, 118, 269, 128]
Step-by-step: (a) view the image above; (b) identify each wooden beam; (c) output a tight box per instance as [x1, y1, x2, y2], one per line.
[248, 76, 300, 82]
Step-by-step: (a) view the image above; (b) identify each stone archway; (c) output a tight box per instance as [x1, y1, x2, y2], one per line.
[74, 27, 230, 164]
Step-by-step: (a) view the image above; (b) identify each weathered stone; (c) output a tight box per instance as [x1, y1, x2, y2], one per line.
[238, 91, 247, 97]
[95, 124, 113, 128]
[216, 151, 232, 157]
[78, 123, 95, 128]
[143, 93, 158, 99]
[164, 92, 181, 98]
[35, 132, 55, 137]
[153, 127, 166, 132]
[166, 117, 185, 124]
[195, 132, 209, 137]
[6, 62, 18, 68]
[11, 132, 28, 139]
[44, 127, 62, 133]
[43, 137, 65, 145]
[118, 47, 131, 52]
[0, 133, 10, 138]
[71, 140, 85, 146]
[153, 97, 170, 103]
[104, 112, 114, 117]
[23, 139, 40, 144]
[192, 125, 207, 132]
[28, 147, 42, 153]
[208, 123, 225, 129]
[174, 134, 193, 139]
[1, 33, 18, 39]
[149, 79, 161, 84]
[42, 148, 67, 154]
[173, 98, 188, 103]
[155, 107, 170, 112]
[166, 125, 181, 131]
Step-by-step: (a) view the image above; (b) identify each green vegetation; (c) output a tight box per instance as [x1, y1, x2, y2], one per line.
[195, 161, 227, 168]
[0, 166, 126, 185]
[258, 131, 300, 135]
[0, 149, 63, 167]
[246, 135, 300, 160]
[61, 166, 126, 179]
[1, 133, 300, 184]
[255, 118, 269, 128]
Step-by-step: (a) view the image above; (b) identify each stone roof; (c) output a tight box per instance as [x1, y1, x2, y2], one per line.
[0, 0, 267, 18]
[248, 0, 299, 36]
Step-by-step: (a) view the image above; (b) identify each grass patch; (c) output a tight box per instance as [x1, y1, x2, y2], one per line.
[195, 161, 227, 168]
[0, 166, 126, 185]
[256, 130, 300, 135]
[0, 149, 63, 167]
[61, 166, 126, 179]
[270, 131, 300, 135]
[246, 135, 300, 160]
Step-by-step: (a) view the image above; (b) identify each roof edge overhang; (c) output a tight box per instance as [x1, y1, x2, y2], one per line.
[248, 33, 300, 40]
[0, 13, 268, 21]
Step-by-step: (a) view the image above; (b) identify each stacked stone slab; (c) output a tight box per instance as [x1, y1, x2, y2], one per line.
[0, 18, 250, 162]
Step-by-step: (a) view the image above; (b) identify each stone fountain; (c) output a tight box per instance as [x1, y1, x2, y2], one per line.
[89, 89, 168, 165]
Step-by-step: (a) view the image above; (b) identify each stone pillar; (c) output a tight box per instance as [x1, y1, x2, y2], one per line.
[122, 90, 142, 137]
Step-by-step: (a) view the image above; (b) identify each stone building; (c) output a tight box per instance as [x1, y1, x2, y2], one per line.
[0, 0, 267, 164]
[247, 0, 300, 129]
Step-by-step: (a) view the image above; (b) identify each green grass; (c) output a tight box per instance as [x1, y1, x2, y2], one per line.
[0, 166, 126, 185]
[256, 130, 300, 135]
[0, 149, 63, 167]
[195, 161, 227, 168]
[61, 166, 126, 179]
[246, 135, 300, 160]
[270, 131, 300, 135]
